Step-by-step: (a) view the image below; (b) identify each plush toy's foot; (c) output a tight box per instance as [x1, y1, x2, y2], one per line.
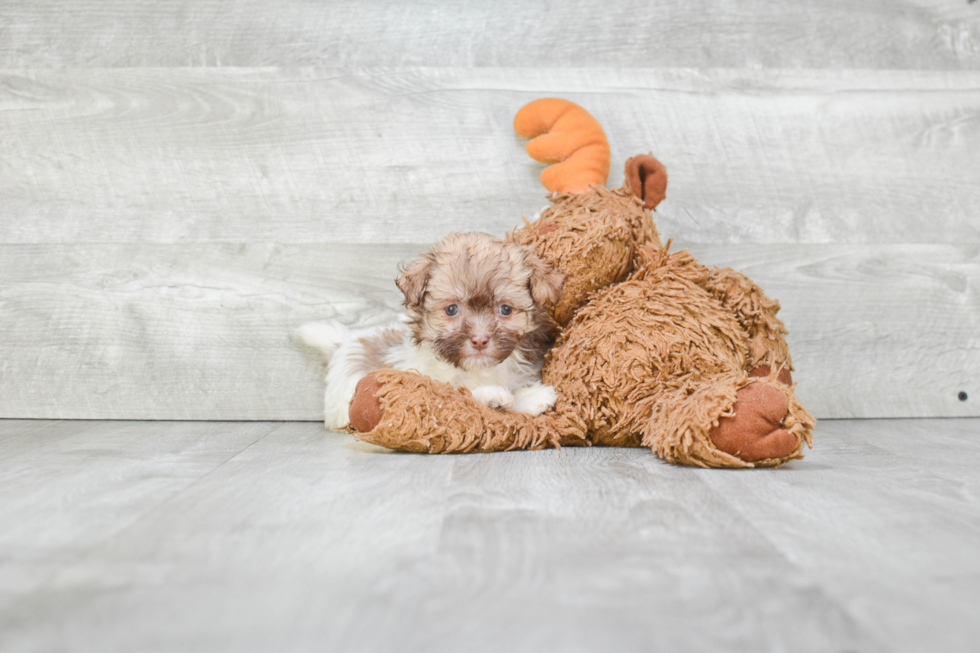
[349, 373, 385, 433]
[709, 382, 798, 463]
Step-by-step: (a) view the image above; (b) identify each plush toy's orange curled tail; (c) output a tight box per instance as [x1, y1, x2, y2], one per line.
[514, 98, 611, 194]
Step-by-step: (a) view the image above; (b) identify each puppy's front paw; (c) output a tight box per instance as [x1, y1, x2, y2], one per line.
[513, 383, 558, 416]
[471, 385, 515, 411]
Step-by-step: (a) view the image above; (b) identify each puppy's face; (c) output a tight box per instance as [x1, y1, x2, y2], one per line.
[396, 232, 564, 370]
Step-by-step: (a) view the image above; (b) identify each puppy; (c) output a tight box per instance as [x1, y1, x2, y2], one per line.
[297, 232, 564, 429]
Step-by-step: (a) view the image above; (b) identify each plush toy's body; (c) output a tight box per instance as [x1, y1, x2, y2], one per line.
[345, 99, 814, 468]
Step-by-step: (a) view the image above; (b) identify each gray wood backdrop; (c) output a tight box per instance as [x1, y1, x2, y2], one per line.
[1, 0, 978, 420]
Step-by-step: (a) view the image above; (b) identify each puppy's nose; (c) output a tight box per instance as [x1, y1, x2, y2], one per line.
[470, 334, 490, 351]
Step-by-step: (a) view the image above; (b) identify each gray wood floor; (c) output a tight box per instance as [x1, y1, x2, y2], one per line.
[2, 418, 979, 653]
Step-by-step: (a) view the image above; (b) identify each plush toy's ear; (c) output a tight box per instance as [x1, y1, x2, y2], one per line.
[396, 255, 433, 309]
[524, 250, 565, 309]
[624, 154, 668, 210]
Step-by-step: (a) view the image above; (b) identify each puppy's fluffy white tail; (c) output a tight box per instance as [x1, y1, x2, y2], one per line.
[295, 321, 351, 362]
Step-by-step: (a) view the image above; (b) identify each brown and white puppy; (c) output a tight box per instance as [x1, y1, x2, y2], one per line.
[297, 232, 564, 429]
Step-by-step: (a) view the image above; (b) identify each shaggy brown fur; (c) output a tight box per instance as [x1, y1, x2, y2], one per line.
[347, 158, 815, 468]
[510, 185, 660, 326]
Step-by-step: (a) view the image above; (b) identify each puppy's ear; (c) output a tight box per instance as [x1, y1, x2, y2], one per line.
[396, 255, 433, 309]
[524, 251, 564, 309]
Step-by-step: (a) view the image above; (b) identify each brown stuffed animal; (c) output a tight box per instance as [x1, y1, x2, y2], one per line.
[347, 99, 814, 468]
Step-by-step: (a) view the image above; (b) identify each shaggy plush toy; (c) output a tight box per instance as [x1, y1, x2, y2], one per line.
[346, 99, 814, 468]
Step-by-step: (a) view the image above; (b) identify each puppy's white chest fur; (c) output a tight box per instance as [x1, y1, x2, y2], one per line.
[385, 337, 535, 391]
[301, 322, 557, 430]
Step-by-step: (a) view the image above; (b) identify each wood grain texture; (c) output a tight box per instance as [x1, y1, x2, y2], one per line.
[2, 418, 979, 652]
[697, 418, 980, 652]
[2, 67, 979, 245]
[0, 242, 415, 420]
[1, 0, 979, 70]
[0, 242, 976, 420]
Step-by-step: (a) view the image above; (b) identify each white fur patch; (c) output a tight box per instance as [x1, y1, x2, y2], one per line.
[513, 382, 558, 416]
[471, 385, 515, 410]
[294, 321, 351, 361]
[298, 320, 557, 429]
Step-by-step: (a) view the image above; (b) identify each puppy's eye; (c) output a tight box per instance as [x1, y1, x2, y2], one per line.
[445, 304, 459, 316]
[499, 305, 513, 316]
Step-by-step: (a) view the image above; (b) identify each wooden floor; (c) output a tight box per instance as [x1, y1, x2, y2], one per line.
[1, 418, 978, 652]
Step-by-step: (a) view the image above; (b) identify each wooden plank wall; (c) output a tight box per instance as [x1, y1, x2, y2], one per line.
[1, 1, 978, 420]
